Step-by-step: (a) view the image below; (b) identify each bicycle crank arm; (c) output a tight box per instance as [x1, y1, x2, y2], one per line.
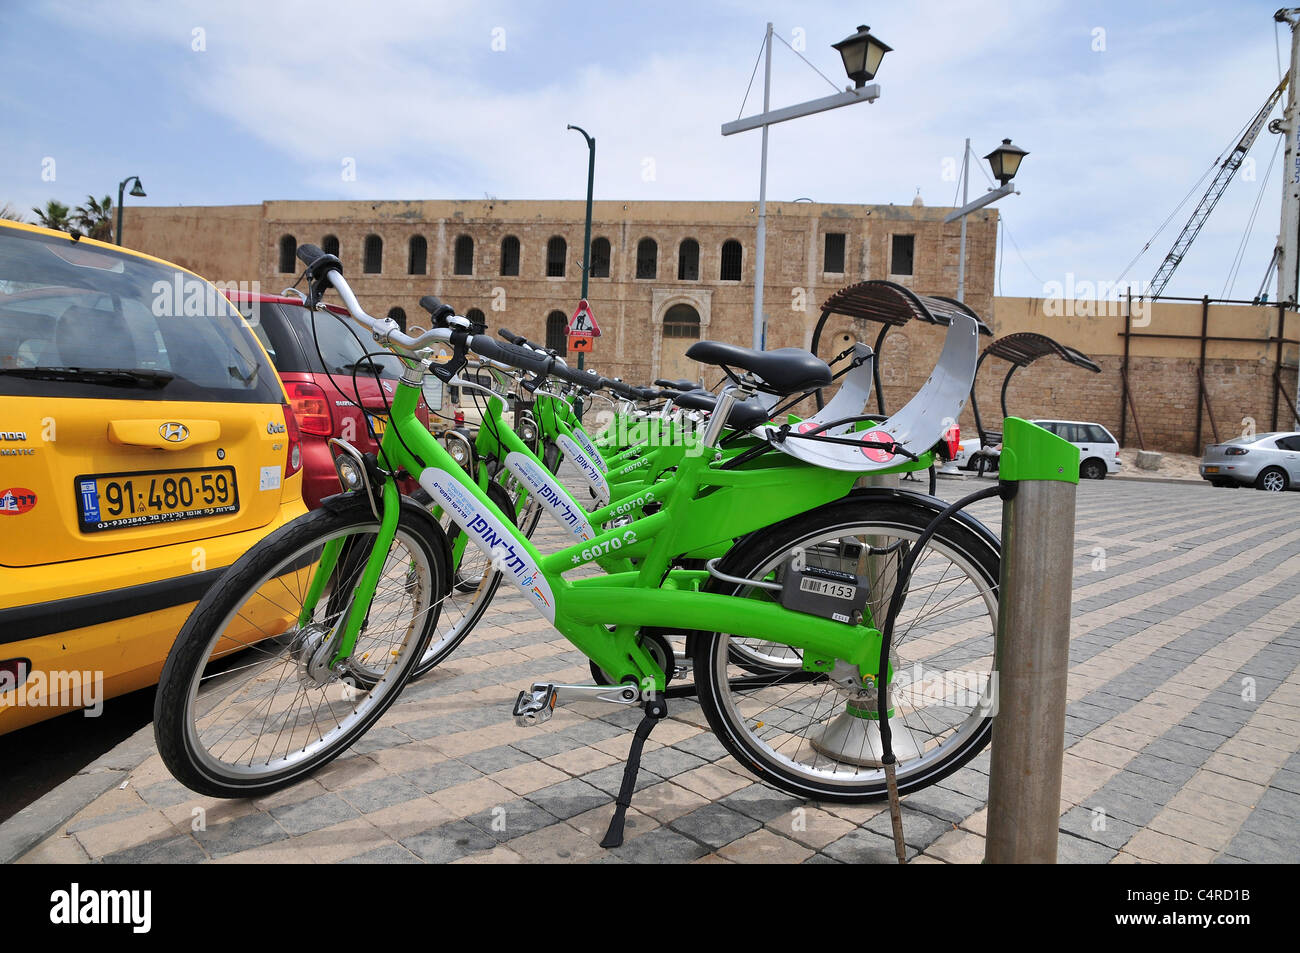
[512, 681, 640, 726]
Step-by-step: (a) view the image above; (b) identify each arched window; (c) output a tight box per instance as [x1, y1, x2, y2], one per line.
[465, 308, 486, 327]
[500, 236, 520, 276]
[322, 234, 340, 257]
[663, 303, 701, 339]
[590, 237, 611, 278]
[454, 235, 474, 276]
[546, 311, 568, 355]
[278, 234, 296, 274]
[408, 236, 427, 275]
[677, 239, 699, 281]
[363, 234, 383, 274]
[546, 236, 567, 277]
[636, 238, 658, 280]
[720, 240, 742, 281]
[387, 307, 407, 332]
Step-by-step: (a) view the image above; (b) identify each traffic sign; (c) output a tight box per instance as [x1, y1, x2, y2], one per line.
[568, 335, 593, 353]
[566, 299, 600, 337]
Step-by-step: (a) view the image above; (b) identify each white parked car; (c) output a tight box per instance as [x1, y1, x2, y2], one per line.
[959, 419, 1122, 480]
[1032, 419, 1122, 479]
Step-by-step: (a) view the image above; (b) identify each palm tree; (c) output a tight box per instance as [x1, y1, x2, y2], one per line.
[31, 199, 72, 231]
[74, 194, 114, 242]
[0, 203, 24, 222]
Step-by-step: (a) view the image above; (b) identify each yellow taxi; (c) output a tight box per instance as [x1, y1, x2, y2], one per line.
[0, 220, 308, 733]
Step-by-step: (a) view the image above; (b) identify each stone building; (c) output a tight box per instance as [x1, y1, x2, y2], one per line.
[125, 197, 998, 390]
[124, 199, 1298, 453]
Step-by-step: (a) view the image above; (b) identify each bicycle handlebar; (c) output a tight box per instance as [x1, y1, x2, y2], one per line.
[302, 259, 675, 398]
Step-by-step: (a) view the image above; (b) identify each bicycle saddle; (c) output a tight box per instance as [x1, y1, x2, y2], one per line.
[654, 378, 698, 391]
[685, 341, 832, 395]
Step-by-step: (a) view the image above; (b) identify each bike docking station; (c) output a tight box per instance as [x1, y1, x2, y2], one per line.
[983, 418, 1078, 863]
[867, 417, 1079, 863]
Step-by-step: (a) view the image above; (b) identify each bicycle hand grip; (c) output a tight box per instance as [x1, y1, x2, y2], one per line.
[418, 296, 456, 325]
[468, 335, 553, 375]
[550, 362, 603, 390]
[498, 327, 527, 346]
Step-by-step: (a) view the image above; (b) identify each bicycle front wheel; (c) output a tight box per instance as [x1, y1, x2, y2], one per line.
[693, 497, 1000, 802]
[153, 494, 448, 798]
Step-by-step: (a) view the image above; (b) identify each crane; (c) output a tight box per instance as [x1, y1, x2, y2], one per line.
[1148, 75, 1288, 298]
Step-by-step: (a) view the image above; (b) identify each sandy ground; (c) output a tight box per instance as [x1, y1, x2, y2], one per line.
[1116, 447, 1202, 481]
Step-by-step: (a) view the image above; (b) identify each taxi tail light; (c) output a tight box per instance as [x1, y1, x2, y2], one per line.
[286, 381, 332, 436]
[282, 404, 303, 478]
[0, 658, 31, 691]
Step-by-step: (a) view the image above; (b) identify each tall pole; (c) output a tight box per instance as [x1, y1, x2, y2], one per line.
[1275, 10, 1300, 427]
[752, 22, 773, 350]
[116, 179, 127, 246]
[567, 125, 596, 370]
[957, 138, 970, 303]
[1277, 11, 1300, 309]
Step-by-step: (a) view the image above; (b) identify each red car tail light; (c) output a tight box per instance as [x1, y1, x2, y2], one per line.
[286, 381, 332, 436]
[0, 658, 31, 691]
[282, 403, 303, 478]
[1224, 447, 1249, 456]
[454, 410, 466, 427]
[944, 424, 960, 461]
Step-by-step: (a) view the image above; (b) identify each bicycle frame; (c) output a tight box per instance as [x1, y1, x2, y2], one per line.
[308, 366, 884, 694]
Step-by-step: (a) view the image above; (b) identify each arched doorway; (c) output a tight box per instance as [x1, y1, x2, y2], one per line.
[659, 303, 702, 385]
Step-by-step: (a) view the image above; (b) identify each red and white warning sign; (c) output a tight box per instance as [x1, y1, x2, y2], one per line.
[566, 299, 600, 337]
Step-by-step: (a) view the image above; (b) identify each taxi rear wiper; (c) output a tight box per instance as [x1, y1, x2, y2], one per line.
[0, 366, 175, 388]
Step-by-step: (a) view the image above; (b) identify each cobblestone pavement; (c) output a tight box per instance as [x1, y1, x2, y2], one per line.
[11, 471, 1300, 864]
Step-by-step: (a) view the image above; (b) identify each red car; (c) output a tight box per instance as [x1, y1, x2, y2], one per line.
[228, 290, 430, 508]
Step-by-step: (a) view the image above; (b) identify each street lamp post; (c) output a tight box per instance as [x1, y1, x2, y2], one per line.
[115, 175, 146, 247]
[945, 138, 1027, 302]
[722, 24, 890, 349]
[567, 125, 596, 370]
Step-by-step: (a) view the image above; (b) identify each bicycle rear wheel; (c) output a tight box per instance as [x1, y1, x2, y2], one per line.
[153, 494, 447, 798]
[693, 497, 1000, 802]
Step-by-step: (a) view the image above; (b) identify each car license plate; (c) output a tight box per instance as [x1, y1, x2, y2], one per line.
[1204, 466, 1220, 474]
[369, 416, 387, 436]
[76, 467, 239, 533]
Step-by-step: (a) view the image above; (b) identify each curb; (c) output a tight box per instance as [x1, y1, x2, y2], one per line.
[0, 720, 157, 864]
[1109, 474, 1205, 487]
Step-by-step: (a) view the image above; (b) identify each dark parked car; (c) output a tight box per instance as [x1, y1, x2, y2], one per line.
[228, 290, 431, 507]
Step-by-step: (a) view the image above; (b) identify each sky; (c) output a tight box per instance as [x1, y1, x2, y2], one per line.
[0, 0, 1292, 300]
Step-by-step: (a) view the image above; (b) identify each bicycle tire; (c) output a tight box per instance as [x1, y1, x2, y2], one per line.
[693, 497, 1000, 802]
[153, 493, 448, 798]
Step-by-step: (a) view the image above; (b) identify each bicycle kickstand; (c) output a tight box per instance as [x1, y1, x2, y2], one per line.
[599, 695, 668, 849]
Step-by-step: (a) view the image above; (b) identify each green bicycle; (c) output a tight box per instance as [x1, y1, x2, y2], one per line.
[153, 244, 1001, 814]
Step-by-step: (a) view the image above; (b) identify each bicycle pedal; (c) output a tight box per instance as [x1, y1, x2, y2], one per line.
[512, 684, 558, 726]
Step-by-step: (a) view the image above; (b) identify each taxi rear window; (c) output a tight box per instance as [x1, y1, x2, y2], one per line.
[0, 229, 281, 404]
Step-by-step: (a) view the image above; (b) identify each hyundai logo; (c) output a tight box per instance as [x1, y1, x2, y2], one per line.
[159, 422, 189, 443]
